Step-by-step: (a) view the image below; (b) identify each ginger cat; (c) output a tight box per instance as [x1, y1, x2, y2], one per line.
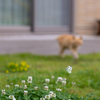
[57, 34, 83, 59]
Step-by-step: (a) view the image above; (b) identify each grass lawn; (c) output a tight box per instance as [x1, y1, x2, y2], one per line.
[0, 53, 100, 98]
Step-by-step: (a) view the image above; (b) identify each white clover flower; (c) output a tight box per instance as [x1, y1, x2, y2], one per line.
[44, 86, 49, 91]
[45, 95, 50, 99]
[6, 85, 10, 88]
[51, 76, 55, 79]
[43, 83, 47, 86]
[51, 93, 56, 98]
[40, 98, 45, 100]
[56, 88, 62, 91]
[53, 93, 56, 97]
[49, 91, 54, 98]
[24, 85, 27, 89]
[13, 98, 16, 100]
[2, 90, 5, 92]
[28, 76, 32, 80]
[57, 77, 62, 82]
[2, 90, 6, 94]
[62, 78, 66, 81]
[9, 95, 14, 99]
[24, 91, 28, 95]
[10, 83, 13, 85]
[34, 86, 38, 90]
[49, 91, 53, 94]
[62, 81, 66, 85]
[15, 84, 19, 87]
[27, 80, 32, 83]
[72, 82, 76, 85]
[22, 80, 25, 84]
[27, 76, 32, 83]
[45, 79, 50, 83]
[66, 66, 72, 74]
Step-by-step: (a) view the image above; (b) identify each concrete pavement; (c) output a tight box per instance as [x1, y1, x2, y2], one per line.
[0, 35, 100, 55]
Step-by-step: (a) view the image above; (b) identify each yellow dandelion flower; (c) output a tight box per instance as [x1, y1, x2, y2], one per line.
[15, 63, 18, 67]
[24, 68, 27, 71]
[26, 65, 30, 68]
[6, 70, 9, 73]
[21, 62, 26, 66]
[12, 69, 15, 72]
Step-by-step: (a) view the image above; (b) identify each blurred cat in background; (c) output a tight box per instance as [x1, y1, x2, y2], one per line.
[57, 34, 83, 59]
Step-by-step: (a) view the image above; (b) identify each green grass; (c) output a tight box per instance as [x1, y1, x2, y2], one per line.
[0, 53, 100, 98]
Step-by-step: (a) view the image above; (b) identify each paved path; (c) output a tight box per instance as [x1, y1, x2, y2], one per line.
[0, 35, 100, 55]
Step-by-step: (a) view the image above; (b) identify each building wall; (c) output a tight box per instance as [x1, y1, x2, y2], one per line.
[75, 0, 100, 35]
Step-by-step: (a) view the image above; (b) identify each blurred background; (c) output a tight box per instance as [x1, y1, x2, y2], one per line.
[0, 0, 100, 35]
[0, 0, 100, 54]
[0, 0, 72, 33]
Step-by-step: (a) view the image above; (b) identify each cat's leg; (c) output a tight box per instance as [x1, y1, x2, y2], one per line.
[74, 51, 79, 59]
[59, 47, 65, 57]
[70, 49, 79, 59]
